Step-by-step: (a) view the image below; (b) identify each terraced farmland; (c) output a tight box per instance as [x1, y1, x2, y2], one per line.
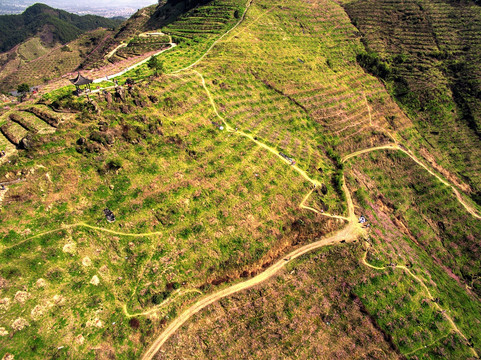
[0, 105, 60, 157]
[0, 29, 115, 93]
[195, 0, 411, 161]
[115, 35, 172, 60]
[0, 70, 345, 358]
[344, 149, 481, 358]
[159, 0, 247, 71]
[341, 0, 481, 196]
[9, 112, 56, 135]
[1, 0, 481, 358]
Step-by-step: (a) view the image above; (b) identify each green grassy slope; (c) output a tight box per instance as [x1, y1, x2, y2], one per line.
[0, 0, 480, 358]
[0, 70, 339, 359]
[341, 0, 481, 200]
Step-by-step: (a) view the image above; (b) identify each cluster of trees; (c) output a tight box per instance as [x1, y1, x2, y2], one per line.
[0, 3, 123, 53]
[17, 83, 30, 94]
[147, 55, 164, 76]
[356, 51, 391, 80]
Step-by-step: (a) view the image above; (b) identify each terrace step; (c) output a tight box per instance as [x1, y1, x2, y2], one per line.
[0, 120, 28, 146]
[22, 106, 63, 128]
[10, 112, 56, 134]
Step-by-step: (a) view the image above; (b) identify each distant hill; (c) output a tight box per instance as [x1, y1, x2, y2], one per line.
[0, 28, 118, 93]
[78, 0, 211, 70]
[0, 3, 123, 53]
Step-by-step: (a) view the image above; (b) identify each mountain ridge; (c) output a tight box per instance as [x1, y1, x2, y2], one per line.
[0, 3, 123, 53]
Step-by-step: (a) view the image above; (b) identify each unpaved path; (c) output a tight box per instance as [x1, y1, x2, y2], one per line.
[1, 0, 478, 356]
[105, 43, 127, 59]
[194, 69, 350, 222]
[141, 219, 364, 360]
[141, 5, 481, 354]
[362, 245, 479, 358]
[0, 222, 164, 253]
[92, 42, 176, 85]
[172, 0, 254, 74]
[142, 64, 362, 356]
[343, 144, 481, 219]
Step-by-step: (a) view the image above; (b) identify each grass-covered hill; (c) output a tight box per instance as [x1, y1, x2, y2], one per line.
[0, 3, 123, 53]
[0, 29, 117, 93]
[340, 0, 481, 205]
[0, 0, 481, 359]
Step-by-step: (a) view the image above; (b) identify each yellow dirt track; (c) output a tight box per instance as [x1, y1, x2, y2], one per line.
[342, 144, 481, 219]
[362, 246, 479, 358]
[2, 0, 480, 357]
[141, 219, 364, 360]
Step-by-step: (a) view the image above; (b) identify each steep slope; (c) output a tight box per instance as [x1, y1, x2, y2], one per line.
[0, 0, 481, 359]
[0, 29, 116, 93]
[340, 0, 481, 201]
[0, 3, 122, 53]
[79, 0, 214, 70]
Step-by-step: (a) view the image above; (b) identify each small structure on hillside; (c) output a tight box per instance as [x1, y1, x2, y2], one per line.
[279, 152, 296, 165]
[103, 208, 116, 223]
[359, 216, 366, 224]
[70, 72, 93, 96]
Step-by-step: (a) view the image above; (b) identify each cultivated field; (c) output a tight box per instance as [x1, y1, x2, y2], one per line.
[0, 0, 480, 358]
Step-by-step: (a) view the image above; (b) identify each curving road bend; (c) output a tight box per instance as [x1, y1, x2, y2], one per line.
[141, 219, 364, 360]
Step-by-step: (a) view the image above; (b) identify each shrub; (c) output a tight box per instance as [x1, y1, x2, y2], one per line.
[17, 83, 30, 94]
[147, 55, 164, 76]
[356, 52, 391, 80]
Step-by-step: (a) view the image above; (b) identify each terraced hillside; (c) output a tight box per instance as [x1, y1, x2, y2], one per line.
[161, 245, 403, 359]
[0, 29, 116, 93]
[0, 69, 344, 358]
[0, 105, 61, 159]
[341, 0, 481, 200]
[0, 0, 480, 359]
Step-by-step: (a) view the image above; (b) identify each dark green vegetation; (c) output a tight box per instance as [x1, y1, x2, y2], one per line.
[16, 83, 30, 94]
[0, 0, 481, 358]
[147, 55, 164, 76]
[341, 0, 481, 201]
[0, 3, 122, 53]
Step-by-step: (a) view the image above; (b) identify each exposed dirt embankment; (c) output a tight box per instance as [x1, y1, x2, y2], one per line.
[201, 215, 344, 289]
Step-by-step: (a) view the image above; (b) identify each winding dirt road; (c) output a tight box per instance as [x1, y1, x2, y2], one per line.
[141, 218, 364, 360]
[362, 246, 479, 358]
[342, 144, 481, 219]
[2, 0, 480, 356]
[142, 9, 481, 356]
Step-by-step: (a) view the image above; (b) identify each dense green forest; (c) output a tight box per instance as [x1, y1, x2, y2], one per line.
[0, 3, 123, 52]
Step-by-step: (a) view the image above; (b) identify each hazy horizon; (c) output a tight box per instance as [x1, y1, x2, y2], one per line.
[0, 0, 158, 17]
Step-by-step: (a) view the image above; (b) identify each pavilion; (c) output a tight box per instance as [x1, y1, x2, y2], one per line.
[70, 72, 93, 95]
